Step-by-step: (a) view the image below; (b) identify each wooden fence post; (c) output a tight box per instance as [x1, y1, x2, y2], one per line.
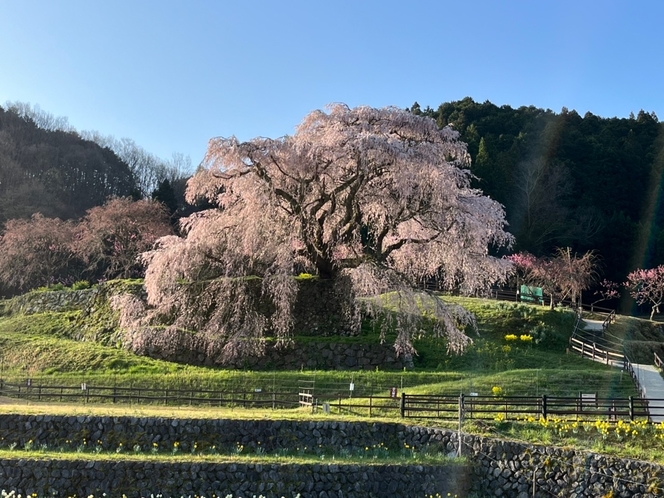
[541, 395, 548, 420]
[400, 392, 406, 418]
[629, 396, 634, 421]
[457, 394, 464, 457]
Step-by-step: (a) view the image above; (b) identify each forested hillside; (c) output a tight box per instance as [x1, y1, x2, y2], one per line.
[0, 102, 192, 224]
[2, 98, 662, 292]
[0, 105, 136, 222]
[412, 98, 663, 284]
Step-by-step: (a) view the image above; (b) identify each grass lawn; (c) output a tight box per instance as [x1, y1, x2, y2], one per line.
[0, 291, 657, 463]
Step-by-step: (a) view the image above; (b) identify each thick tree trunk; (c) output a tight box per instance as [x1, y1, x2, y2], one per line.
[315, 257, 337, 280]
[650, 304, 659, 321]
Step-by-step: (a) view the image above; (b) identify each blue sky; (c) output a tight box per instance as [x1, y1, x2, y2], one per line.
[1, 0, 662, 168]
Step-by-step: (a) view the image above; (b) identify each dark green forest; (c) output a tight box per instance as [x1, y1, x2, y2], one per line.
[0, 103, 191, 225]
[412, 98, 664, 285]
[0, 105, 136, 222]
[2, 98, 663, 293]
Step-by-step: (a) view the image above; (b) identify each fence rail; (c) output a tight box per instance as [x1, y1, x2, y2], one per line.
[476, 288, 614, 314]
[0, 380, 299, 408]
[2, 379, 662, 423]
[400, 393, 656, 422]
[569, 337, 624, 366]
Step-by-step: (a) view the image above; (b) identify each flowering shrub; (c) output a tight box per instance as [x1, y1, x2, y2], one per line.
[519, 334, 533, 342]
[504, 334, 518, 341]
[514, 416, 664, 444]
[492, 386, 503, 397]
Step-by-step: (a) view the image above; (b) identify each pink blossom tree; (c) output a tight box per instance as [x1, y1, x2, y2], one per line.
[625, 266, 664, 320]
[590, 279, 620, 311]
[138, 104, 514, 362]
[508, 248, 597, 308]
[549, 247, 598, 307]
[0, 213, 81, 293]
[76, 197, 173, 280]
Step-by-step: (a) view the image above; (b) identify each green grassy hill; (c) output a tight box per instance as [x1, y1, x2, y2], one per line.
[4, 288, 664, 466]
[0, 288, 636, 400]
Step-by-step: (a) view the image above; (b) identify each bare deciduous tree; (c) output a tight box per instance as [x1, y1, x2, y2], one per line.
[137, 104, 514, 362]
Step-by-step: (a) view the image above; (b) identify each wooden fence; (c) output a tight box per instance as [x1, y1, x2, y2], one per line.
[2, 379, 662, 423]
[568, 337, 624, 366]
[467, 287, 614, 314]
[567, 309, 652, 408]
[319, 395, 401, 417]
[399, 393, 657, 422]
[0, 380, 299, 408]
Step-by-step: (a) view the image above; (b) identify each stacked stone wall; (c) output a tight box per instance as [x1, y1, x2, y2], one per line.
[2, 288, 98, 315]
[0, 459, 465, 498]
[0, 416, 662, 497]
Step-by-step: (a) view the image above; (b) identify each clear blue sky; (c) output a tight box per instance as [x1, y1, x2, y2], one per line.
[1, 0, 662, 168]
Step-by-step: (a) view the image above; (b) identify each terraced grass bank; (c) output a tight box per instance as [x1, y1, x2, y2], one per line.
[0, 416, 662, 497]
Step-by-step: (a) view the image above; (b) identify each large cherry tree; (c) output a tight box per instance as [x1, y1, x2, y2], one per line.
[139, 104, 513, 362]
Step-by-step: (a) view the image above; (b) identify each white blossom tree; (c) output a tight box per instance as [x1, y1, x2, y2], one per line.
[137, 104, 513, 363]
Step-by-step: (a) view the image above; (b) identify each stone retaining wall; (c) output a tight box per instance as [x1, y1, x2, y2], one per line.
[140, 337, 407, 370]
[1, 288, 98, 315]
[0, 459, 466, 498]
[0, 416, 662, 497]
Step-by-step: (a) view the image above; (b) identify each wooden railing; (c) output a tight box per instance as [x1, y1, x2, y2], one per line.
[569, 337, 624, 366]
[624, 356, 648, 401]
[400, 393, 655, 422]
[2, 379, 661, 422]
[602, 310, 616, 332]
[0, 380, 299, 408]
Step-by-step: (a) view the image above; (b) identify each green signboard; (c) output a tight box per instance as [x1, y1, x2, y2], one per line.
[520, 285, 544, 304]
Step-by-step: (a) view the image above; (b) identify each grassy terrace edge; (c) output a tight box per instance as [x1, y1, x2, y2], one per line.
[0, 403, 662, 464]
